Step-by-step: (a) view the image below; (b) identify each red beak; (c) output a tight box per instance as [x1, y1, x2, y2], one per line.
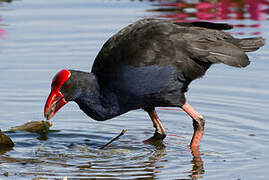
[44, 89, 67, 120]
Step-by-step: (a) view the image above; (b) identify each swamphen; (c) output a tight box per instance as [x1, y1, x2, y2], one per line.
[44, 19, 265, 148]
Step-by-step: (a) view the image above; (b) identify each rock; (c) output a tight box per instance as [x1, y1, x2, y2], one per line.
[0, 129, 14, 148]
[9, 120, 52, 134]
[3, 172, 8, 177]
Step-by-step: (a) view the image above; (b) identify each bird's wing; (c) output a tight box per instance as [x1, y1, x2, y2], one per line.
[167, 22, 250, 68]
[185, 39, 250, 68]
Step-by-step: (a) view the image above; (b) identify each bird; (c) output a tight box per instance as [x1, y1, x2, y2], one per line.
[44, 18, 265, 148]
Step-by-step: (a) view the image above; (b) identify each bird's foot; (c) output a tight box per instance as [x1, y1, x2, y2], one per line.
[143, 131, 166, 144]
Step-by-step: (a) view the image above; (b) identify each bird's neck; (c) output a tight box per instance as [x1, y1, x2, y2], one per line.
[73, 72, 122, 121]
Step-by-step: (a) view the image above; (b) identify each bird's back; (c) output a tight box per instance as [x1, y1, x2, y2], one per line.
[91, 18, 264, 82]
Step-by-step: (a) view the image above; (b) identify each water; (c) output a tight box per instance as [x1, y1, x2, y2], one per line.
[0, 0, 269, 179]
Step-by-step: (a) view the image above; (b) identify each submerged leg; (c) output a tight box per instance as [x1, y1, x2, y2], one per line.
[144, 108, 167, 142]
[181, 102, 205, 148]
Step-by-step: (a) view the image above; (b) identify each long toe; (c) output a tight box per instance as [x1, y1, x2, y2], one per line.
[143, 131, 166, 144]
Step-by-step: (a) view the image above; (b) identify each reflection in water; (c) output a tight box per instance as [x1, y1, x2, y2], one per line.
[0, 147, 13, 155]
[147, 0, 269, 35]
[190, 146, 204, 180]
[0, 7, 5, 40]
[0, 0, 10, 42]
[0, 28, 5, 39]
[147, 137, 205, 179]
[0, 0, 12, 3]
[0, 130, 205, 179]
[150, 0, 268, 21]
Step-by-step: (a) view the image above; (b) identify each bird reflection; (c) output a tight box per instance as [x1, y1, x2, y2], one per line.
[0, 147, 13, 154]
[190, 146, 204, 179]
[146, 140, 205, 179]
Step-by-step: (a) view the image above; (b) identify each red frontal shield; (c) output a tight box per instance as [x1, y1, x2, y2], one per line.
[44, 69, 71, 120]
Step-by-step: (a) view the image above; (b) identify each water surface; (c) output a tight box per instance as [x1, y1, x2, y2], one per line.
[0, 0, 269, 179]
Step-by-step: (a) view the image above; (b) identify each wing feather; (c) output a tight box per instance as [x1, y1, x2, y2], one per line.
[186, 40, 250, 67]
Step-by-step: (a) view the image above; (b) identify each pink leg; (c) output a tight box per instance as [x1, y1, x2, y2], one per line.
[144, 108, 167, 142]
[181, 102, 205, 149]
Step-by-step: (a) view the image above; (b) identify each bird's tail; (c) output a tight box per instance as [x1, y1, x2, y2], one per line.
[237, 37, 265, 52]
